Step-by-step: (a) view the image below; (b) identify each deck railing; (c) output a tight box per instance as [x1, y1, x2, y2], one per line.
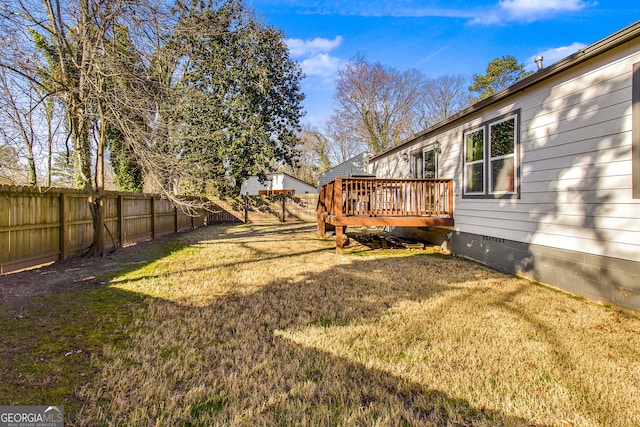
[318, 177, 454, 220]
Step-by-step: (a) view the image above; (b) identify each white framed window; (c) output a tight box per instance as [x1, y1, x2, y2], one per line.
[489, 116, 517, 194]
[463, 127, 485, 194]
[463, 111, 519, 198]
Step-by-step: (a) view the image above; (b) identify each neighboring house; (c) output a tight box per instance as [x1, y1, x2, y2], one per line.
[241, 173, 316, 195]
[317, 152, 371, 191]
[368, 21, 640, 311]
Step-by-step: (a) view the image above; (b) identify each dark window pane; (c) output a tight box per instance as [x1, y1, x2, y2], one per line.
[423, 150, 436, 178]
[465, 163, 484, 193]
[465, 129, 484, 162]
[490, 118, 515, 157]
[491, 157, 515, 192]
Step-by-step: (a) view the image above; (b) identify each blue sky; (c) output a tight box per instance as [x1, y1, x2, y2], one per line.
[247, 0, 640, 127]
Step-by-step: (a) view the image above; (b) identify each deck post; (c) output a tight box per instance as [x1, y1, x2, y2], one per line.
[334, 178, 343, 221]
[317, 186, 326, 236]
[448, 180, 454, 215]
[335, 225, 345, 254]
[318, 219, 326, 237]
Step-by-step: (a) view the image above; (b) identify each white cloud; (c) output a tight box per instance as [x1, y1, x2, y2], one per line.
[256, 0, 594, 23]
[254, 0, 479, 19]
[286, 36, 343, 58]
[526, 42, 587, 71]
[285, 36, 344, 82]
[300, 53, 343, 78]
[471, 0, 594, 25]
[499, 0, 592, 21]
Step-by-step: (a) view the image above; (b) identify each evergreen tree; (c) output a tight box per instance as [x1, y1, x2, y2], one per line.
[169, 0, 305, 195]
[469, 55, 532, 101]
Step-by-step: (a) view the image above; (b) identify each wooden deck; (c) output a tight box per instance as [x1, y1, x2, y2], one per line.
[317, 178, 454, 253]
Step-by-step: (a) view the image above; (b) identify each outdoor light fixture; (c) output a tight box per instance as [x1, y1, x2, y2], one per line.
[402, 152, 409, 162]
[434, 140, 442, 154]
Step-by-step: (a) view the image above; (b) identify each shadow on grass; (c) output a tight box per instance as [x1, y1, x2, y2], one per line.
[0, 231, 196, 415]
[3, 223, 628, 425]
[182, 256, 548, 426]
[0, 281, 146, 415]
[77, 227, 555, 425]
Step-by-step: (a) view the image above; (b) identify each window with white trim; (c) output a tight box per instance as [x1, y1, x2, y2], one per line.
[463, 111, 519, 198]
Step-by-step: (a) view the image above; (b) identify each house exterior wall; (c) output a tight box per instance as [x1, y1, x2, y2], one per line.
[282, 175, 317, 194]
[241, 174, 316, 195]
[317, 152, 370, 190]
[370, 33, 640, 311]
[241, 176, 275, 195]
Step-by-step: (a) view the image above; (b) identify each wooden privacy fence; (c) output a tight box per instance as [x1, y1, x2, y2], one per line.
[0, 186, 209, 274]
[210, 194, 318, 224]
[0, 186, 318, 274]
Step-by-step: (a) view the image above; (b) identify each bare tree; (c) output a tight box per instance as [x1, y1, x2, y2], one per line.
[0, 66, 65, 186]
[419, 74, 471, 128]
[278, 128, 332, 186]
[332, 54, 424, 154]
[0, 0, 168, 255]
[304, 128, 332, 175]
[0, 70, 39, 185]
[324, 113, 368, 165]
[1, 0, 304, 256]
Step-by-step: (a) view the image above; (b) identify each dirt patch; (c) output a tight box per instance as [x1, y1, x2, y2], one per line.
[0, 235, 172, 302]
[0, 225, 441, 303]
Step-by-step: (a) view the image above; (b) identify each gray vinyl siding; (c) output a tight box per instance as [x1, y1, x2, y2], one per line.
[371, 35, 640, 264]
[368, 26, 640, 309]
[317, 152, 369, 190]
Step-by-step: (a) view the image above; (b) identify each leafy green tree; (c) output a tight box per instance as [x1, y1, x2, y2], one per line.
[0, 144, 27, 183]
[167, 0, 304, 195]
[50, 150, 76, 188]
[469, 55, 532, 101]
[103, 24, 144, 193]
[108, 132, 143, 192]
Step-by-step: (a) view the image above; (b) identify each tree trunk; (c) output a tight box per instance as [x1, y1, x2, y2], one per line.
[90, 100, 107, 257]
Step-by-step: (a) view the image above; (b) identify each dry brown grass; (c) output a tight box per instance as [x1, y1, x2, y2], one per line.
[3, 223, 640, 426]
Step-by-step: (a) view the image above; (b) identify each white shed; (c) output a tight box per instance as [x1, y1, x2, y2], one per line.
[240, 173, 316, 195]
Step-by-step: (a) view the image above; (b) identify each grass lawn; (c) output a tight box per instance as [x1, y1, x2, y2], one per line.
[1, 222, 639, 426]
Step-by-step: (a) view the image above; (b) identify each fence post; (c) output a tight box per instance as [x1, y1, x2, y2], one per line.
[151, 196, 156, 239]
[118, 195, 124, 247]
[244, 194, 248, 223]
[59, 192, 68, 261]
[281, 193, 286, 222]
[174, 205, 178, 233]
